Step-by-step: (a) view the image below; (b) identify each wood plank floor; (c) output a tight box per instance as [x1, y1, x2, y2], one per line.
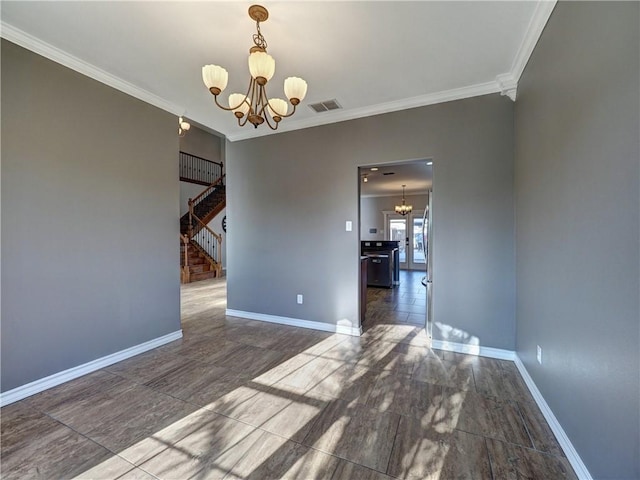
[1, 275, 577, 479]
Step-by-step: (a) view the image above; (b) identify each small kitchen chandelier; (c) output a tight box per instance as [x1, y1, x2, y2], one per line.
[202, 4, 308, 130]
[395, 185, 413, 216]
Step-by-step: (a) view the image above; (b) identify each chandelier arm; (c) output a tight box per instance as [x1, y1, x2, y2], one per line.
[244, 76, 255, 107]
[256, 84, 270, 117]
[253, 84, 278, 130]
[238, 85, 254, 127]
[212, 77, 255, 112]
[276, 102, 297, 119]
[213, 95, 241, 112]
[251, 81, 261, 116]
[237, 113, 251, 127]
[258, 83, 297, 119]
[239, 76, 256, 127]
[262, 112, 279, 130]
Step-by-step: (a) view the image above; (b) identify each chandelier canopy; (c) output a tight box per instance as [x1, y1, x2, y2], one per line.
[202, 5, 308, 130]
[395, 185, 413, 216]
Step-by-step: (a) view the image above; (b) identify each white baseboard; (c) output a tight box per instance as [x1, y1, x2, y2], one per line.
[432, 340, 591, 479]
[513, 356, 592, 480]
[0, 330, 183, 407]
[225, 309, 362, 337]
[431, 339, 516, 360]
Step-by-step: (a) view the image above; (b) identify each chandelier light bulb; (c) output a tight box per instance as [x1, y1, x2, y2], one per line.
[178, 116, 191, 137]
[179, 117, 191, 131]
[229, 93, 251, 116]
[248, 51, 275, 84]
[202, 65, 229, 95]
[284, 77, 308, 105]
[267, 98, 288, 119]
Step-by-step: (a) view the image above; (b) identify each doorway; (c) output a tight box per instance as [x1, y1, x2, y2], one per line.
[358, 160, 433, 334]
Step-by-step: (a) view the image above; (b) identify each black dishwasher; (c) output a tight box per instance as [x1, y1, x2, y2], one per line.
[366, 253, 393, 288]
[361, 241, 399, 288]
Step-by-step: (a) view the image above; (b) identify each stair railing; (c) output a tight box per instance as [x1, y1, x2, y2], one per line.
[180, 151, 223, 186]
[182, 175, 225, 238]
[190, 213, 222, 275]
[189, 175, 225, 214]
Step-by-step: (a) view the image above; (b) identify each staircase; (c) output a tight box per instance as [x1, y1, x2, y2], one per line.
[179, 152, 225, 284]
[179, 182, 226, 235]
[181, 241, 217, 282]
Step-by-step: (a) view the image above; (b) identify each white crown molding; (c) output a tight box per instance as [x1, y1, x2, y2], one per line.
[0, 330, 183, 407]
[226, 0, 557, 141]
[226, 81, 501, 142]
[495, 0, 557, 102]
[513, 356, 593, 480]
[510, 0, 557, 81]
[226, 309, 362, 337]
[496, 73, 518, 102]
[0, 21, 184, 116]
[361, 192, 429, 199]
[2, 0, 557, 139]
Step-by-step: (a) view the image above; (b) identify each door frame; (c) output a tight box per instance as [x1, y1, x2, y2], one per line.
[357, 159, 434, 336]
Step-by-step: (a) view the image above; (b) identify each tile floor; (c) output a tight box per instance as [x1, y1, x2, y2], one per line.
[1, 274, 577, 479]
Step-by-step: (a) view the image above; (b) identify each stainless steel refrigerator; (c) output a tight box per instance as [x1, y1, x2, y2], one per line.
[421, 190, 433, 338]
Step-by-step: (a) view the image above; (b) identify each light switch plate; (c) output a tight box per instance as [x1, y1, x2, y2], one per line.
[346, 221, 352, 231]
[537, 345, 542, 364]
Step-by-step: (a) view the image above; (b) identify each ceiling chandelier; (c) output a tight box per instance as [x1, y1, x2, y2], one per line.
[202, 5, 308, 130]
[395, 185, 413, 216]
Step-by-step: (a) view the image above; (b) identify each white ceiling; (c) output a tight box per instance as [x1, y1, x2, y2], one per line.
[360, 161, 432, 197]
[1, 1, 555, 142]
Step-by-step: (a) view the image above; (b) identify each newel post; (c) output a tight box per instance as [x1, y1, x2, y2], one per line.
[188, 198, 194, 239]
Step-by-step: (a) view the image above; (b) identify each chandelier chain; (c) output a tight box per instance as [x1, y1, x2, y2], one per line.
[253, 21, 268, 50]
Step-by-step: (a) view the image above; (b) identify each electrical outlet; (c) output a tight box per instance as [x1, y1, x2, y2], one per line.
[297, 294, 303, 304]
[536, 345, 543, 364]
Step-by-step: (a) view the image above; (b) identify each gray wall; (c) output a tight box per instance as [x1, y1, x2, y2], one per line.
[1, 40, 181, 392]
[227, 94, 516, 349]
[179, 124, 223, 163]
[360, 194, 430, 240]
[180, 181, 205, 216]
[514, 2, 639, 478]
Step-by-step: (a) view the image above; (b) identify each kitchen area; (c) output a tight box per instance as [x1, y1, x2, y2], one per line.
[359, 161, 433, 334]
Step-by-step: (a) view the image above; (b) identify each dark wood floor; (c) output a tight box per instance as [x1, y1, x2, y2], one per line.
[365, 270, 428, 329]
[1, 277, 577, 479]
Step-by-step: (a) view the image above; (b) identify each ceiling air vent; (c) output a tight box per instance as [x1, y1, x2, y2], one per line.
[309, 99, 342, 113]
